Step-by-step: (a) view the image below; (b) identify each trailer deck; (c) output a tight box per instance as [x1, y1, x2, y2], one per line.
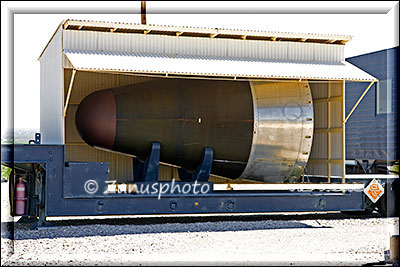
[1, 144, 368, 229]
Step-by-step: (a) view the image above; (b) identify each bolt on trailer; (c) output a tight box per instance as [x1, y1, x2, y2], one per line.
[1, 19, 385, 228]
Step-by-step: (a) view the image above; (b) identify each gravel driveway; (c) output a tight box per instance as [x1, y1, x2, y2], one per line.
[1, 213, 398, 266]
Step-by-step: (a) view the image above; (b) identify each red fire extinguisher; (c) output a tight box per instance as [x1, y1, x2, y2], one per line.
[15, 178, 27, 215]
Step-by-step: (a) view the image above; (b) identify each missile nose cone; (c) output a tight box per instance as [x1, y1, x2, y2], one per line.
[75, 89, 116, 149]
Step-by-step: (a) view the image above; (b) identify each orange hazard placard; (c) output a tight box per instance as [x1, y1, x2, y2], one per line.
[364, 179, 384, 203]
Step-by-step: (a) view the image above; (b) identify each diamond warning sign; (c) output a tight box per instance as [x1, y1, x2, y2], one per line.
[364, 179, 384, 203]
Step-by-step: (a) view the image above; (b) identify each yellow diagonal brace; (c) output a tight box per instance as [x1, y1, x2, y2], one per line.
[344, 81, 375, 123]
[63, 69, 77, 118]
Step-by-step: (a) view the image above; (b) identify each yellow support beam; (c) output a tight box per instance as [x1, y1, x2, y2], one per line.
[63, 69, 77, 118]
[344, 81, 375, 123]
[328, 82, 331, 182]
[342, 80, 346, 183]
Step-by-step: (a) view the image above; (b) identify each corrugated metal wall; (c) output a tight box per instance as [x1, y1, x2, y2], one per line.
[63, 30, 344, 63]
[345, 47, 398, 161]
[307, 81, 344, 178]
[40, 27, 64, 144]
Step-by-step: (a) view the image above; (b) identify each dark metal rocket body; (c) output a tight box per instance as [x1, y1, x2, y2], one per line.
[75, 78, 314, 182]
[76, 78, 254, 179]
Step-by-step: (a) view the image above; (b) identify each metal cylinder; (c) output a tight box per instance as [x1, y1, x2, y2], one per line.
[75, 78, 313, 183]
[240, 81, 314, 182]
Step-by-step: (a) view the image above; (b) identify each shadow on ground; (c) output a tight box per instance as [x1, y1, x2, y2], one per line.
[2, 211, 383, 240]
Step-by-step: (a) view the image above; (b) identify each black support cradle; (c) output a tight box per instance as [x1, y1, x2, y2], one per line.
[133, 142, 161, 182]
[178, 147, 214, 182]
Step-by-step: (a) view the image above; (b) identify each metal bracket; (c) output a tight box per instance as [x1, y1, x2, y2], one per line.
[357, 159, 376, 174]
[178, 147, 214, 182]
[133, 142, 161, 182]
[28, 133, 41, 144]
[30, 207, 52, 230]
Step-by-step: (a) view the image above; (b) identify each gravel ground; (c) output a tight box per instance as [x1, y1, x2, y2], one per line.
[1, 214, 398, 266]
[1, 181, 399, 266]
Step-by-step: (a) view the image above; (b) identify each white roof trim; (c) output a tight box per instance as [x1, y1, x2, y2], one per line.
[64, 50, 378, 82]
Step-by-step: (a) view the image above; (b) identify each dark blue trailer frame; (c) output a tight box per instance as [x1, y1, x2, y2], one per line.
[1, 144, 365, 228]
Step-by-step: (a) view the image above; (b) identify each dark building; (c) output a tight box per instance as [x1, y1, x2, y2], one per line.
[345, 46, 398, 173]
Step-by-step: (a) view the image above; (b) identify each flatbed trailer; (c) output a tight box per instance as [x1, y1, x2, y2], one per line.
[2, 20, 398, 229]
[2, 143, 397, 229]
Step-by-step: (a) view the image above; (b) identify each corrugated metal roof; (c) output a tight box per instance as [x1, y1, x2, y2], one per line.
[39, 19, 352, 61]
[63, 19, 352, 45]
[64, 49, 377, 82]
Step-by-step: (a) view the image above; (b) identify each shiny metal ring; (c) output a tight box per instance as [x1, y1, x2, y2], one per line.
[239, 80, 314, 183]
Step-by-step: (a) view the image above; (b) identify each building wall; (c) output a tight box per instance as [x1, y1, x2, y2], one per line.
[63, 30, 344, 63]
[345, 47, 398, 161]
[306, 81, 344, 178]
[40, 27, 64, 144]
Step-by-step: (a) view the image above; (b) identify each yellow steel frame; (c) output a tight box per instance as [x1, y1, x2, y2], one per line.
[344, 81, 375, 123]
[63, 69, 77, 118]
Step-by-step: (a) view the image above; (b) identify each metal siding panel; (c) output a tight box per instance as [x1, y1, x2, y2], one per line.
[288, 42, 314, 62]
[63, 50, 377, 81]
[62, 30, 347, 63]
[288, 42, 299, 61]
[66, 70, 117, 104]
[330, 82, 342, 97]
[313, 44, 322, 62]
[307, 81, 344, 178]
[63, 30, 99, 51]
[158, 165, 174, 181]
[331, 164, 343, 176]
[64, 105, 82, 143]
[139, 165, 234, 183]
[118, 74, 155, 86]
[97, 31, 131, 53]
[330, 132, 342, 159]
[314, 102, 328, 129]
[311, 83, 329, 99]
[275, 42, 288, 60]
[307, 163, 328, 176]
[116, 155, 133, 183]
[330, 101, 342, 128]
[40, 28, 63, 144]
[63, 54, 74, 68]
[310, 133, 328, 159]
[345, 47, 398, 161]
[61, 29, 375, 81]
